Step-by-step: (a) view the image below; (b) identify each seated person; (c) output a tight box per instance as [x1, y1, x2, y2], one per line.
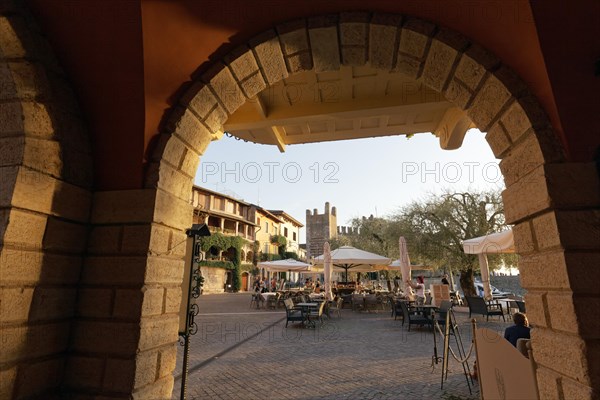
[504, 312, 531, 347]
[314, 280, 321, 293]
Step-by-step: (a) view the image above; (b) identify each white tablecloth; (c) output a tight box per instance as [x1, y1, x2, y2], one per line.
[260, 292, 277, 302]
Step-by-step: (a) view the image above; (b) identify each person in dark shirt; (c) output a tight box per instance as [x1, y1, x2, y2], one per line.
[504, 312, 531, 347]
[441, 274, 450, 285]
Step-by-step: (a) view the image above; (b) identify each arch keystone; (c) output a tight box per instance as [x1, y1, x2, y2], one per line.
[339, 12, 369, 66]
[369, 13, 402, 70]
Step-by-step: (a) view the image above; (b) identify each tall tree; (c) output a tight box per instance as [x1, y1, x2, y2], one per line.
[330, 215, 402, 260]
[392, 190, 510, 296]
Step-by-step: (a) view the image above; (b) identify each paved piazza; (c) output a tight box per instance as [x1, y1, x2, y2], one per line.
[172, 293, 511, 400]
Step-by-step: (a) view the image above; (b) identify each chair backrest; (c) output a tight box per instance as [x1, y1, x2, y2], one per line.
[394, 300, 403, 312]
[516, 338, 530, 358]
[436, 300, 452, 322]
[284, 298, 294, 310]
[317, 300, 326, 314]
[365, 294, 377, 304]
[399, 301, 411, 320]
[516, 300, 526, 313]
[465, 296, 488, 314]
[439, 300, 452, 313]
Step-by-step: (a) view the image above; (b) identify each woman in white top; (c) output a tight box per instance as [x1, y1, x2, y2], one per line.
[407, 276, 426, 305]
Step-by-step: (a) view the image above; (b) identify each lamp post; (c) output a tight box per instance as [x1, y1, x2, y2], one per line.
[179, 224, 210, 400]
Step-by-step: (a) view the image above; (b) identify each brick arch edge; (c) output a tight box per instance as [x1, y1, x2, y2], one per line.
[145, 12, 598, 400]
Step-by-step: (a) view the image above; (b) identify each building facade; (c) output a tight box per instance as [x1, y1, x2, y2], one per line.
[268, 210, 304, 259]
[191, 186, 256, 292]
[250, 206, 282, 259]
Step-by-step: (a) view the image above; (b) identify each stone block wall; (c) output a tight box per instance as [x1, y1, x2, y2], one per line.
[200, 266, 227, 294]
[0, 2, 93, 398]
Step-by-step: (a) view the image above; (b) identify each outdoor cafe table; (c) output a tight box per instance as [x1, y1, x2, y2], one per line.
[296, 302, 319, 327]
[494, 298, 521, 315]
[413, 304, 439, 318]
[260, 292, 277, 308]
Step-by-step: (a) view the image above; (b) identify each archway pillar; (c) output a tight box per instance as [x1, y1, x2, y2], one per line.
[67, 188, 191, 398]
[503, 159, 600, 399]
[1, 5, 95, 397]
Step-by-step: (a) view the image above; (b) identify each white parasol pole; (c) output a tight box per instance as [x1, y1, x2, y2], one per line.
[399, 237, 412, 294]
[479, 253, 493, 301]
[324, 242, 333, 301]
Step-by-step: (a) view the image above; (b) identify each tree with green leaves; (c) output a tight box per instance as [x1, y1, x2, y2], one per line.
[393, 190, 513, 296]
[330, 215, 399, 258]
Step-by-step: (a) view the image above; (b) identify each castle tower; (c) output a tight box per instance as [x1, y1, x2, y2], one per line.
[305, 202, 337, 259]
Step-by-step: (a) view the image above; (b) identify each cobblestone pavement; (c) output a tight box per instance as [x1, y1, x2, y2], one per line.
[172, 293, 511, 400]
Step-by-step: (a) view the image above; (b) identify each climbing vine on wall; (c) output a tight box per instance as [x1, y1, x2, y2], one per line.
[198, 233, 245, 292]
[232, 246, 242, 292]
[199, 233, 244, 253]
[270, 234, 287, 257]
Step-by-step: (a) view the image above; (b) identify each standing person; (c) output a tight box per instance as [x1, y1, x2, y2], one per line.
[259, 277, 267, 293]
[504, 312, 531, 347]
[441, 274, 450, 285]
[407, 276, 426, 305]
[270, 276, 277, 292]
[253, 276, 260, 292]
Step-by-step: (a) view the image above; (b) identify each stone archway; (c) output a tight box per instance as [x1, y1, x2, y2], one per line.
[147, 12, 598, 399]
[1, 7, 593, 399]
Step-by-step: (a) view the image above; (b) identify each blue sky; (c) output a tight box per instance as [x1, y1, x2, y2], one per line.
[195, 130, 503, 243]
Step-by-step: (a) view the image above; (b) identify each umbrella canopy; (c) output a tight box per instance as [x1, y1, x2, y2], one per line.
[399, 237, 412, 293]
[258, 258, 313, 272]
[463, 229, 514, 300]
[313, 246, 391, 282]
[379, 261, 430, 271]
[463, 230, 515, 255]
[323, 242, 333, 301]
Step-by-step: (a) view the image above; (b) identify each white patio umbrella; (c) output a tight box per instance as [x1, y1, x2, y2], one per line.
[258, 259, 316, 288]
[313, 246, 391, 282]
[463, 229, 514, 300]
[379, 260, 430, 271]
[257, 258, 313, 272]
[323, 242, 333, 301]
[399, 237, 412, 293]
